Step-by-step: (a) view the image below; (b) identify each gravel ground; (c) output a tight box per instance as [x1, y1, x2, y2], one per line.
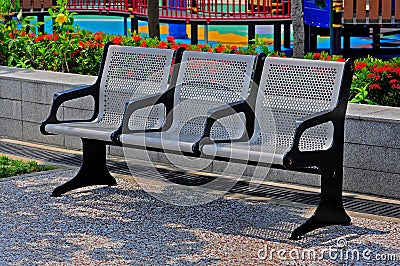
[0, 169, 399, 265]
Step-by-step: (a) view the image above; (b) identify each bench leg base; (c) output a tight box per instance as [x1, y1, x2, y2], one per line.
[290, 167, 350, 240]
[51, 138, 117, 197]
[289, 205, 351, 240]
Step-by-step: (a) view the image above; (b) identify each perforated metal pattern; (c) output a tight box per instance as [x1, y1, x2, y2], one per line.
[169, 52, 255, 142]
[98, 46, 174, 129]
[254, 58, 344, 152]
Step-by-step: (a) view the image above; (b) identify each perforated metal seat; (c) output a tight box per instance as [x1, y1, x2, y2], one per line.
[119, 51, 256, 153]
[201, 57, 346, 165]
[44, 45, 175, 141]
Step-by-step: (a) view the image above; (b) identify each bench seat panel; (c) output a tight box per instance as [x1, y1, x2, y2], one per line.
[120, 131, 200, 153]
[202, 142, 288, 165]
[45, 122, 120, 142]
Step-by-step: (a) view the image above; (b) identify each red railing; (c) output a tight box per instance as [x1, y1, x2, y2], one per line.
[64, 0, 291, 21]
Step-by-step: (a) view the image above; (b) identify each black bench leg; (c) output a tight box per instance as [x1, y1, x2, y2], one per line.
[51, 138, 117, 197]
[290, 167, 351, 240]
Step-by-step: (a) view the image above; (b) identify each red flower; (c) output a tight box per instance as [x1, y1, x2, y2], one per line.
[392, 83, 400, 89]
[111, 36, 122, 45]
[166, 36, 175, 42]
[140, 40, 147, 47]
[215, 46, 225, 53]
[390, 79, 400, 89]
[157, 41, 167, 49]
[44, 34, 53, 41]
[132, 35, 142, 41]
[366, 73, 376, 79]
[94, 34, 103, 42]
[368, 84, 382, 90]
[313, 53, 322, 60]
[34, 35, 45, 42]
[336, 58, 346, 62]
[355, 62, 367, 70]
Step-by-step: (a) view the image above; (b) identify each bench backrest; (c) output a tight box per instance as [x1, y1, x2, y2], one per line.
[170, 51, 256, 139]
[254, 57, 346, 151]
[98, 45, 175, 129]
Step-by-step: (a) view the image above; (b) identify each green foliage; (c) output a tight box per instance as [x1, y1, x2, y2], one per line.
[0, 0, 16, 15]
[0, 155, 56, 179]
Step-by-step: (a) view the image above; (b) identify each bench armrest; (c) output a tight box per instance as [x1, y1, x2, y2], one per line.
[291, 108, 336, 149]
[111, 90, 173, 145]
[283, 108, 337, 168]
[192, 99, 254, 155]
[40, 84, 99, 135]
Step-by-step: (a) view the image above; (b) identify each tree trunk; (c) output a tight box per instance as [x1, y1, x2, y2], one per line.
[291, 0, 305, 58]
[148, 0, 160, 39]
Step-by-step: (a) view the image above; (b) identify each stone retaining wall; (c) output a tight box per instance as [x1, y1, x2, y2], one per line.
[1, 66, 399, 199]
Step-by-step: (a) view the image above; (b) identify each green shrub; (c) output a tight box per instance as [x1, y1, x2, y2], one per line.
[350, 57, 400, 106]
[0, 155, 56, 178]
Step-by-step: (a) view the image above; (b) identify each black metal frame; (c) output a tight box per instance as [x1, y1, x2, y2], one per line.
[41, 44, 185, 197]
[192, 56, 355, 240]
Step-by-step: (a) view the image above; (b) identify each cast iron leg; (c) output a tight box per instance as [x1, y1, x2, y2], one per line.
[51, 138, 117, 197]
[290, 167, 351, 240]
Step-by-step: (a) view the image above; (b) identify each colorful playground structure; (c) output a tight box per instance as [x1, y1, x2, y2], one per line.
[10, 0, 400, 55]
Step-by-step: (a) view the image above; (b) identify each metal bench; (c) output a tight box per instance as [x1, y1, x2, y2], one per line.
[42, 45, 354, 240]
[113, 51, 257, 155]
[192, 56, 355, 239]
[41, 43, 182, 197]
